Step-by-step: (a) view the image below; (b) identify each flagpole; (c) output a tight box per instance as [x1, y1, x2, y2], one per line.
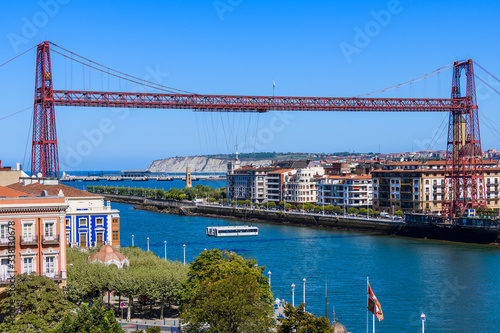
[373, 313, 375, 333]
[366, 277, 369, 333]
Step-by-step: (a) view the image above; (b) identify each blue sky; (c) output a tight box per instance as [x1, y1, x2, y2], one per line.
[0, 0, 500, 170]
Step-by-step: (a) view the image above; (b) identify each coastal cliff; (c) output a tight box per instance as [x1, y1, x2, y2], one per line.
[147, 156, 274, 173]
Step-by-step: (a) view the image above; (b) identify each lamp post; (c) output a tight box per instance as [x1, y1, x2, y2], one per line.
[147, 237, 149, 252]
[132, 234, 134, 247]
[291, 283, 295, 307]
[421, 313, 426, 333]
[164, 241, 167, 261]
[183, 244, 186, 265]
[303, 278, 306, 310]
[268, 270, 271, 286]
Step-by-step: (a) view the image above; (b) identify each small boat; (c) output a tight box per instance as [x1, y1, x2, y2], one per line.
[206, 225, 259, 237]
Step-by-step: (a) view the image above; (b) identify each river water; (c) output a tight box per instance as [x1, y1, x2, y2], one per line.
[64, 179, 500, 332]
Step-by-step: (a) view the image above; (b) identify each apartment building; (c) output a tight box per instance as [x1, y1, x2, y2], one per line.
[226, 166, 278, 203]
[0, 185, 68, 289]
[317, 175, 373, 209]
[266, 169, 295, 203]
[372, 160, 500, 214]
[283, 167, 325, 204]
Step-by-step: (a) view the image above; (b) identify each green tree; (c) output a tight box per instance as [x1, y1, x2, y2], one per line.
[395, 210, 403, 217]
[0, 274, 74, 333]
[314, 206, 321, 213]
[359, 208, 367, 215]
[278, 303, 333, 333]
[267, 202, 276, 208]
[325, 205, 334, 212]
[347, 207, 359, 215]
[285, 203, 292, 210]
[54, 299, 124, 333]
[297, 204, 304, 210]
[333, 206, 342, 212]
[180, 249, 274, 332]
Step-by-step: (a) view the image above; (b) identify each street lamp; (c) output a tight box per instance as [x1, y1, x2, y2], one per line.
[183, 244, 186, 266]
[268, 270, 271, 286]
[303, 278, 306, 310]
[132, 234, 134, 247]
[164, 241, 167, 261]
[147, 237, 149, 251]
[421, 313, 426, 333]
[291, 283, 295, 307]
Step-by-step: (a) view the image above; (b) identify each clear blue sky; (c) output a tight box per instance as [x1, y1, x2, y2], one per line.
[1, 0, 500, 170]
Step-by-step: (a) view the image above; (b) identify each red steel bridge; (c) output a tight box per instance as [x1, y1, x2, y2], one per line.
[32, 41, 483, 219]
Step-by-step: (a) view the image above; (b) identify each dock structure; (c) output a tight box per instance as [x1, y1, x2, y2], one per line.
[186, 167, 192, 188]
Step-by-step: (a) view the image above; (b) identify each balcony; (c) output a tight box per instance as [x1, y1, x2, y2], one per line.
[42, 235, 60, 245]
[45, 273, 63, 281]
[20, 235, 38, 245]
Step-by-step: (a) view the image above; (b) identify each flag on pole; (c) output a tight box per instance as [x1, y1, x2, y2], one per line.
[367, 282, 384, 321]
[273, 80, 276, 88]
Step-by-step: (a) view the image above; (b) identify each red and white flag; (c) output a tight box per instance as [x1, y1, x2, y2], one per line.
[367, 282, 384, 321]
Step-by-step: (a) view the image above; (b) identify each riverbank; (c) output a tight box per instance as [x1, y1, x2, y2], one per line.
[103, 194, 500, 245]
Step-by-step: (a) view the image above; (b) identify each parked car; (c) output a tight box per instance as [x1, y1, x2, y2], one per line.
[138, 295, 154, 305]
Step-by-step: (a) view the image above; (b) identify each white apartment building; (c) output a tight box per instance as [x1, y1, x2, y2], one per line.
[317, 175, 373, 209]
[283, 167, 325, 204]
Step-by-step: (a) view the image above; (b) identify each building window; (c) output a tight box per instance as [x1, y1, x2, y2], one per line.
[65, 218, 70, 227]
[112, 231, 119, 241]
[22, 223, 34, 241]
[45, 223, 55, 239]
[80, 233, 87, 247]
[45, 257, 55, 277]
[113, 218, 119, 224]
[79, 218, 87, 227]
[96, 218, 104, 226]
[23, 258, 34, 274]
[96, 233, 104, 246]
[0, 224, 8, 241]
[66, 231, 70, 245]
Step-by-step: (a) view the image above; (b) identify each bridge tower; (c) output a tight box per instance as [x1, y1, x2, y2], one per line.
[31, 41, 59, 179]
[442, 60, 486, 219]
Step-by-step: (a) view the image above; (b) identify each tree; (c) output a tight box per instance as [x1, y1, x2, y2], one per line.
[180, 249, 274, 332]
[333, 206, 342, 212]
[0, 274, 74, 332]
[347, 207, 359, 215]
[285, 203, 292, 210]
[244, 199, 251, 206]
[278, 303, 333, 333]
[279, 201, 285, 208]
[314, 206, 321, 213]
[54, 299, 124, 333]
[395, 210, 403, 217]
[267, 202, 276, 208]
[297, 204, 304, 210]
[359, 208, 367, 215]
[325, 205, 334, 212]
[223, 199, 228, 204]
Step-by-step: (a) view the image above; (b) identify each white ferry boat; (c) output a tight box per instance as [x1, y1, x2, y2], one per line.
[206, 225, 259, 237]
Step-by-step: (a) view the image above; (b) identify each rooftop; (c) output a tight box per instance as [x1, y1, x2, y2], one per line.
[7, 183, 101, 198]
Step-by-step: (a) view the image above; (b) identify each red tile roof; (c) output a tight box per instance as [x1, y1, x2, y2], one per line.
[0, 185, 33, 198]
[7, 183, 101, 198]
